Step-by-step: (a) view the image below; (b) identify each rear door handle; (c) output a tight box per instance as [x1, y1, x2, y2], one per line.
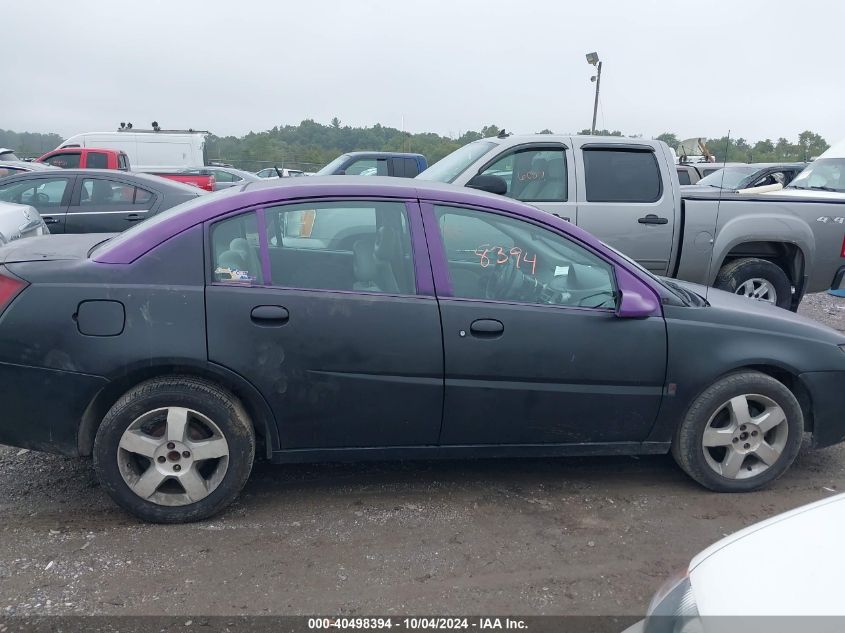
[469, 319, 504, 338]
[125, 213, 143, 222]
[638, 214, 668, 225]
[250, 305, 289, 325]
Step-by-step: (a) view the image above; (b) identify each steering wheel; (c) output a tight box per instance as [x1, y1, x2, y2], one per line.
[483, 257, 521, 300]
[35, 192, 50, 204]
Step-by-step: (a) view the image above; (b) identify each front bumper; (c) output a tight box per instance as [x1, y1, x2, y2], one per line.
[0, 361, 107, 455]
[800, 371, 845, 449]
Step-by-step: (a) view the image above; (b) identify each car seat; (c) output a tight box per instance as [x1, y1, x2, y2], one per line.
[229, 237, 262, 283]
[352, 230, 402, 293]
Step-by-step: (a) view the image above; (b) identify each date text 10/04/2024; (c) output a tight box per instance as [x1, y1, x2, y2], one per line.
[307, 617, 528, 630]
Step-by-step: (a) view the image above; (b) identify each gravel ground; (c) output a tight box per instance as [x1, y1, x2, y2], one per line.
[0, 293, 842, 618]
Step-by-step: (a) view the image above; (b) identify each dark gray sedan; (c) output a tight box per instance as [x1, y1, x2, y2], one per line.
[182, 166, 262, 191]
[0, 169, 204, 233]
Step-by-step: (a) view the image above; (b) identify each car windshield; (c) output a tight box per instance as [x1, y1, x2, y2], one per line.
[316, 155, 351, 175]
[787, 158, 845, 192]
[416, 141, 498, 183]
[696, 166, 758, 189]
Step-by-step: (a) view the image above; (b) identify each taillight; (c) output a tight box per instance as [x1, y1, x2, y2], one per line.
[0, 269, 28, 315]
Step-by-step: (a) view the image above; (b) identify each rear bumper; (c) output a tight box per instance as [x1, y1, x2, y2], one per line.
[831, 266, 845, 297]
[0, 361, 107, 456]
[800, 371, 845, 449]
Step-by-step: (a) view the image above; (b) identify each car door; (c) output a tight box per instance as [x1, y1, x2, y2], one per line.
[573, 141, 676, 275]
[64, 176, 157, 233]
[0, 175, 74, 233]
[204, 199, 444, 450]
[423, 202, 667, 445]
[473, 143, 577, 223]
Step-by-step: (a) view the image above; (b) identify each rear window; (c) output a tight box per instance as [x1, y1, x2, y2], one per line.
[583, 149, 662, 203]
[677, 169, 691, 185]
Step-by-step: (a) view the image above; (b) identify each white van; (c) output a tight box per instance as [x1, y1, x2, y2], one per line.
[57, 130, 207, 171]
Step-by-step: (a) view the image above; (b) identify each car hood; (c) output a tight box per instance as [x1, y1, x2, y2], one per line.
[765, 187, 845, 199]
[688, 493, 845, 615]
[671, 279, 845, 346]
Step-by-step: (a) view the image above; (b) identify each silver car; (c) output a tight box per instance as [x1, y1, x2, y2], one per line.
[0, 201, 49, 245]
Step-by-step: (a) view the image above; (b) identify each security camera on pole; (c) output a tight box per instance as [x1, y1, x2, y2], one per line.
[586, 52, 602, 135]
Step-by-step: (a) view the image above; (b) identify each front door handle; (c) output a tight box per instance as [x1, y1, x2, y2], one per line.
[638, 214, 668, 225]
[250, 305, 289, 325]
[42, 216, 59, 225]
[469, 319, 504, 338]
[125, 213, 143, 222]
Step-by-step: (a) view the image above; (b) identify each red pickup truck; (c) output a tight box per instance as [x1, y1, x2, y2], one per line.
[35, 148, 215, 191]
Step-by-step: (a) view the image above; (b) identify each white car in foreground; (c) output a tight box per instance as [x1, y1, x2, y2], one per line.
[630, 493, 845, 632]
[0, 201, 48, 245]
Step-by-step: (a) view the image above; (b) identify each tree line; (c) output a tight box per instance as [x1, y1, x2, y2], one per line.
[2, 123, 832, 170]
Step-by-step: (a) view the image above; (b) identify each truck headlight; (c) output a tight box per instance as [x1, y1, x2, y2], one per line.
[643, 569, 701, 633]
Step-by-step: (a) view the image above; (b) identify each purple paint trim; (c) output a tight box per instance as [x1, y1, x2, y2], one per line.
[615, 266, 662, 317]
[405, 201, 434, 296]
[255, 208, 272, 285]
[419, 202, 453, 296]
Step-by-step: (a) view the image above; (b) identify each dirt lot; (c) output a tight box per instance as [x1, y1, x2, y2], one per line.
[0, 293, 842, 618]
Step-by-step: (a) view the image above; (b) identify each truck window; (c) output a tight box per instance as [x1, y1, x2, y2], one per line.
[345, 158, 388, 176]
[677, 169, 691, 185]
[583, 149, 662, 203]
[404, 158, 420, 177]
[44, 152, 81, 169]
[117, 154, 129, 170]
[87, 152, 109, 169]
[480, 148, 567, 202]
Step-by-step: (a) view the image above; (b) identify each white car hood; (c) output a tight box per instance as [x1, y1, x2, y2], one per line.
[689, 492, 845, 615]
[762, 187, 845, 200]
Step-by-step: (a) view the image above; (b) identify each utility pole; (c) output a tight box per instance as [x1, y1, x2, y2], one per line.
[586, 52, 602, 135]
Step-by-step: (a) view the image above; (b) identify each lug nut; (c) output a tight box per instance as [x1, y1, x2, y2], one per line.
[173, 464, 181, 472]
[732, 438, 739, 443]
[740, 425, 747, 431]
[751, 431, 758, 437]
[167, 442, 175, 450]
[743, 443, 751, 449]
[182, 451, 191, 458]
[157, 456, 166, 463]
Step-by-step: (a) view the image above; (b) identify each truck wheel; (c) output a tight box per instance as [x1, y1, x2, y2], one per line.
[671, 371, 803, 492]
[714, 258, 792, 309]
[93, 376, 255, 523]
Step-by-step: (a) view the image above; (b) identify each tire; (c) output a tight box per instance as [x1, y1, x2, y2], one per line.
[714, 257, 792, 309]
[672, 371, 803, 492]
[93, 376, 255, 523]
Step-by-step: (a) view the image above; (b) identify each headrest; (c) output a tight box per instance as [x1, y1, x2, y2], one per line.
[230, 237, 250, 256]
[374, 226, 399, 261]
[352, 236, 378, 282]
[217, 250, 247, 272]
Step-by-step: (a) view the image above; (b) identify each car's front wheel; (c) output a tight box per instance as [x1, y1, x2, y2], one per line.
[93, 376, 255, 523]
[672, 371, 803, 492]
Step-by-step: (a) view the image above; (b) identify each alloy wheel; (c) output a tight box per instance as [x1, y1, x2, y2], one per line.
[117, 407, 230, 506]
[701, 394, 789, 479]
[735, 278, 777, 304]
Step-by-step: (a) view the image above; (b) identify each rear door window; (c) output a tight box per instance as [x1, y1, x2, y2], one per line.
[87, 152, 109, 169]
[78, 178, 142, 207]
[583, 149, 662, 202]
[210, 212, 263, 284]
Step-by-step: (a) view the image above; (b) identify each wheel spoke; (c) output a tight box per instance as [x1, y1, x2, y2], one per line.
[131, 468, 167, 499]
[703, 426, 735, 447]
[754, 406, 786, 434]
[720, 447, 746, 479]
[727, 396, 752, 427]
[189, 437, 228, 461]
[179, 468, 208, 502]
[166, 407, 190, 443]
[753, 441, 781, 466]
[119, 430, 160, 458]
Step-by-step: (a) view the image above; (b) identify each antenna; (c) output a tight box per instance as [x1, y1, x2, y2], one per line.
[704, 132, 731, 304]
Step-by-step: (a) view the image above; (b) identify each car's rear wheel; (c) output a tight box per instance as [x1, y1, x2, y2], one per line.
[93, 376, 255, 523]
[672, 371, 803, 492]
[714, 258, 792, 309]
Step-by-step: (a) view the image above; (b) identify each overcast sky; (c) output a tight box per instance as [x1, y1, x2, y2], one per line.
[5, 0, 843, 144]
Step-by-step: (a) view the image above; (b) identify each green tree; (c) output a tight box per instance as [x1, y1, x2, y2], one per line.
[655, 132, 679, 149]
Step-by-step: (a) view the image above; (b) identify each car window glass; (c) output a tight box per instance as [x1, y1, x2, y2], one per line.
[677, 170, 691, 185]
[0, 177, 69, 207]
[213, 170, 236, 183]
[87, 152, 109, 169]
[480, 148, 568, 202]
[434, 205, 616, 309]
[263, 200, 415, 294]
[583, 149, 662, 203]
[344, 159, 388, 176]
[134, 187, 154, 206]
[44, 153, 81, 168]
[0, 167, 21, 178]
[210, 212, 263, 284]
[118, 154, 128, 170]
[79, 178, 136, 206]
[404, 158, 420, 177]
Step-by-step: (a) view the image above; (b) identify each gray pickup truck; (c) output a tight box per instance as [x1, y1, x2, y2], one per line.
[416, 135, 845, 310]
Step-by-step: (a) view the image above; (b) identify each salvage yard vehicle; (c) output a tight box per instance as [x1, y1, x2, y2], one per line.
[774, 138, 845, 200]
[0, 169, 204, 233]
[0, 201, 49, 244]
[0, 177, 844, 523]
[417, 135, 845, 309]
[317, 151, 428, 177]
[182, 166, 262, 190]
[629, 493, 845, 630]
[256, 167, 306, 178]
[682, 162, 806, 195]
[0, 160, 59, 179]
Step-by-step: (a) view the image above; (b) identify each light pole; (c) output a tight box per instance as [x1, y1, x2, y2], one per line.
[586, 52, 602, 135]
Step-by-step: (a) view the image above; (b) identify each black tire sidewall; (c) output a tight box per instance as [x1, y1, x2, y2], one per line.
[673, 372, 803, 492]
[715, 258, 792, 309]
[93, 378, 255, 523]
